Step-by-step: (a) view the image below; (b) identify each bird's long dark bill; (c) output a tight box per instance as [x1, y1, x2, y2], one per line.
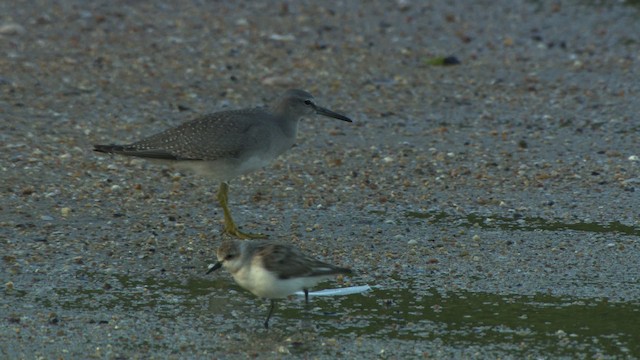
[206, 262, 223, 274]
[316, 106, 353, 123]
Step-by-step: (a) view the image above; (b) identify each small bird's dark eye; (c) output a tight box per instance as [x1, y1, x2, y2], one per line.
[304, 100, 312, 105]
[225, 254, 234, 260]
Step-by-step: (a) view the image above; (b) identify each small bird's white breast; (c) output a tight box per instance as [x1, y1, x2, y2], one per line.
[230, 262, 327, 299]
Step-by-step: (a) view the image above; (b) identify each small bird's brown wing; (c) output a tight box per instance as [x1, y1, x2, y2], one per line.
[94, 108, 272, 161]
[258, 243, 352, 280]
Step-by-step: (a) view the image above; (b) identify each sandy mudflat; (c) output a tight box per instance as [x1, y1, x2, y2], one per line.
[2, 1, 639, 358]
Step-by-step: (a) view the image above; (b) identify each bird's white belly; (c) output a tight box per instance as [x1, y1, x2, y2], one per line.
[170, 157, 268, 181]
[232, 265, 325, 299]
[169, 138, 294, 181]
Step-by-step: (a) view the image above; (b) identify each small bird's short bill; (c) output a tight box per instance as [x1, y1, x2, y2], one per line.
[207, 262, 222, 274]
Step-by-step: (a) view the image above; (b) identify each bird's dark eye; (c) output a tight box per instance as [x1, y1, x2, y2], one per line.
[225, 254, 234, 260]
[304, 100, 312, 105]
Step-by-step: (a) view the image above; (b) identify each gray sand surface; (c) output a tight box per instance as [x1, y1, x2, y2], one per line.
[2, 1, 639, 358]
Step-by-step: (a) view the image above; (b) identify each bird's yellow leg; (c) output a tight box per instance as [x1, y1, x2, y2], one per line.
[216, 182, 267, 239]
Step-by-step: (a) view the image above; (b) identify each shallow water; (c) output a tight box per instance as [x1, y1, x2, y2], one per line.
[405, 210, 640, 236]
[25, 268, 639, 358]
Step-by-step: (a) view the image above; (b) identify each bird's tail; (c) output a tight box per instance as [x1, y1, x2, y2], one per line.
[93, 144, 124, 154]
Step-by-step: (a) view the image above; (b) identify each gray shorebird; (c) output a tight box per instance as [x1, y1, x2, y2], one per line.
[93, 89, 352, 239]
[207, 240, 353, 328]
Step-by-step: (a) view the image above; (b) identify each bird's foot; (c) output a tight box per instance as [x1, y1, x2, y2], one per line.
[222, 225, 268, 239]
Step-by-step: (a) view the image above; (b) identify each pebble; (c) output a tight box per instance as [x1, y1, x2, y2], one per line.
[261, 75, 294, 86]
[269, 34, 295, 42]
[397, 0, 411, 11]
[0, 23, 25, 35]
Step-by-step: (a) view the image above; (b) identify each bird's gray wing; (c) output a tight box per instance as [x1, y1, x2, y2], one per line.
[93, 144, 182, 160]
[258, 244, 352, 280]
[97, 108, 272, 161]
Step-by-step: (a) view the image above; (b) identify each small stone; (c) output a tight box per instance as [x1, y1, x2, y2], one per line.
[629, 155, 639, 161]
[60, 207, 71, 217]
[269, 33, 295, 42]
[0, 23, 26, 35]
[442, 55, 461, 65]
[41, 215, 54, 221]
[5, 281, 14, 291]
[407, 239, 418, 245]
[7, 313, 20, 324]
[397, 0, 411, 11]
[261, 75, 294, 86]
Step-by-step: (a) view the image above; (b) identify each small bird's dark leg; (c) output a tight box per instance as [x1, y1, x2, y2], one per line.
[301, 288, 313, 328]
[264, 300, 276, 329]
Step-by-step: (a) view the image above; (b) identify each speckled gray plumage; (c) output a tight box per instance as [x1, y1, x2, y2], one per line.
[96, 108, 278, 161]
